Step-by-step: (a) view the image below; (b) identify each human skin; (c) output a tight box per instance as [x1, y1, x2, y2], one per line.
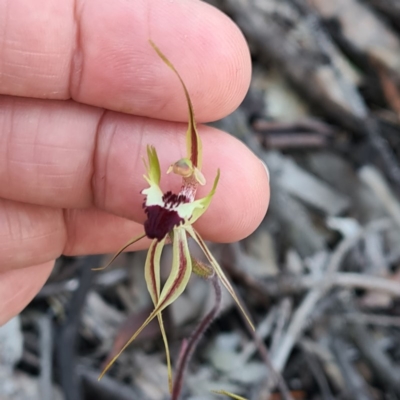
[0, 0, 270, 325]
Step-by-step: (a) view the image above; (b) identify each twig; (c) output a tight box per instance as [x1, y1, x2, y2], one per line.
[271, 288, 323, 373]
[252, 118, 335, 136]
[222, 247, 271, 305]
[359, 166, 400, 227]
[347, 321, 400, 396]
[262, 268, 400, 298]
[240, 308, 277, 362]
[38, 268, 128, 298]
[363, 117, 400, 190]
[252, 118, 334, 149]
[231, 284, 294, 400]
[270, 219, 390, 374]
[224, 242, 294, 399]
[270, 299, 292, 360]
[302, 272, 400, 297]
[216, 0, 366, 130]
[345, 313, 400, 327]
[372, 57, 400, 118]
[38, 315, 53, 400]
[331, 337, 374, 400]
[257, 132, 329, 150]
[77, 365, 143, 400]
[218, 0, 400, 190]
[57, 256, 100, 400]
[300, 343, 334, 400]
[366, 0, 400, 30]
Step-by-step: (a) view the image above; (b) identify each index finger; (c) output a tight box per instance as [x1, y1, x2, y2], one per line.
[0, 0, 251, 122]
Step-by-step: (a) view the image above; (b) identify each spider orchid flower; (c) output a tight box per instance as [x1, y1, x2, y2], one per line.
[97, 41, 254, 390]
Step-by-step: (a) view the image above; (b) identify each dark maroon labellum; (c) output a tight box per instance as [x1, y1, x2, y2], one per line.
[144, 205, 183, 240]
[143, 191, 189, 240]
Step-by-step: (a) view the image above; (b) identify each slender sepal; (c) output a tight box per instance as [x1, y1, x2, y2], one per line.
[213, 390, 248, 400]
[157, 313, 171, 392]
[99, 227, 193, 380]
[185, 225, 255, 331]
[157, 226, 192, 309]
[144, 238, 173, 392]
[99, 309, 160, 379]
[149, 40, 202, 171]
[92, 233, 146, 271]
[144, 238, 165, 305]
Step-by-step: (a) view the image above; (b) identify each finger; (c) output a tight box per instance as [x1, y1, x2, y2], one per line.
[0, 97, 101, 208]
[0, 97, 270, 238]
[0, 199, 65, 270]
[0, 0, 251, 122]
[0, 200, 148, 271]
[63, 208, 151, 256]
[0, 260, 53, 326]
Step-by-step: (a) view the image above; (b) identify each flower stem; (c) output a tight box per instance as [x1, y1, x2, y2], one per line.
[171, 275, 222, 400]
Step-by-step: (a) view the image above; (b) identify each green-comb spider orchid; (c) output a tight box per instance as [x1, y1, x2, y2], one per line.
[96, 41, 254, 393]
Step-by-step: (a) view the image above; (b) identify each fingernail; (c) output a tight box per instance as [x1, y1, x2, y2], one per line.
[260, 159, 270, 182]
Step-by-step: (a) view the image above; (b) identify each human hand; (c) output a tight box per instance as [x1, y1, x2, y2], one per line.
[0, 0, 270, 325]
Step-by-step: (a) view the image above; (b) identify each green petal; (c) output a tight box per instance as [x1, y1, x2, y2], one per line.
[142, 146, 164, 206]
[189, 169, 219, 224]
[144, 238, 173, 393]
[149, 40, 202, 171]
[99, 308, 160, 380]
[144, 145, 161, 184]
[185, 225, 255, 331]
[92, 233, 146, 271]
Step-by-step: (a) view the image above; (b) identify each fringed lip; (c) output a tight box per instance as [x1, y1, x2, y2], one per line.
[143, 191, 189, 240]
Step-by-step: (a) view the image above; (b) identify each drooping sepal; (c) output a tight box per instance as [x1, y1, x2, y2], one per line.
[157, 226, 193, 309]
[92, 232, 146, 271]
[98, 227, 193, 380]
[149, 40, 202, 171]
[144, 238, 173, 392]
[213, 390, 248, 400]
[185, 225, 255, 331]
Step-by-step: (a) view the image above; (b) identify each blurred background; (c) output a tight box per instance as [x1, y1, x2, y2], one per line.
[2, 0, 400, 399]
